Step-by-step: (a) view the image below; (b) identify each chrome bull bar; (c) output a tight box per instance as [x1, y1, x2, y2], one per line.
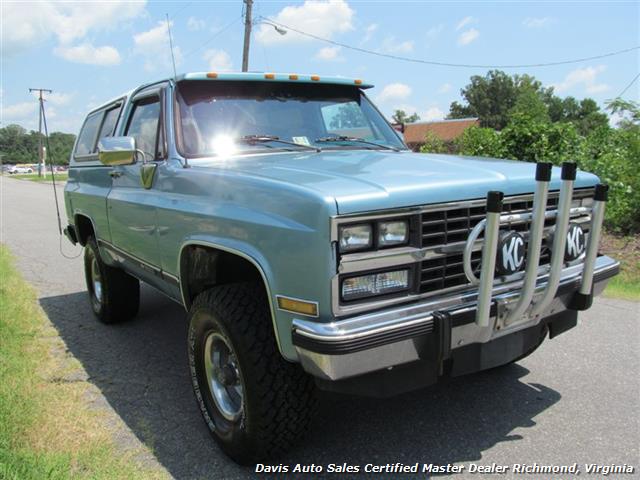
[463, 162, 609, 327]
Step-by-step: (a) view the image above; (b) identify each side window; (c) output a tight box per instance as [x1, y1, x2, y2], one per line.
[321, 102, 375, 139]
[125, 96, 161, 160]
[74, 112, 102, 156]
[97, 105, 122, 141]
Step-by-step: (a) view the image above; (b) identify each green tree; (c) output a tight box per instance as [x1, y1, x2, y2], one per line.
[391, 109, 420, 124]
[456, 126, 506, 158]
[509, 88, 550, 123]
[447, 70, 553, 130]
[0, 124, 75, 165]
[547, 96, 609, 135]
[419, 131, 448, 154]
[606, 98, 640, 130]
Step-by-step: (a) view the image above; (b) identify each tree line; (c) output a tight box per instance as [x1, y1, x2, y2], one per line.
[0, 124, 76, 166]
[406, 70, 639, 233]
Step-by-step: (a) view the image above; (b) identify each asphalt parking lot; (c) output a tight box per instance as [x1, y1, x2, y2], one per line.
[2, 177, 639, 479]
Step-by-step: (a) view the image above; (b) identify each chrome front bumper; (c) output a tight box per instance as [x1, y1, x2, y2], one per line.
[293, 254, 618, 382]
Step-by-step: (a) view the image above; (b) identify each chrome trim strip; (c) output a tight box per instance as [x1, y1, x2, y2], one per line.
[275, 294, 319, 318]
[330, 188, 594, 240]
[176, 240, 286, 358]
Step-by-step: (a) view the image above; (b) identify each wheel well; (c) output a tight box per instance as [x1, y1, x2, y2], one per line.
[75, 214, 95, 246]
[180, 245, 265, 309]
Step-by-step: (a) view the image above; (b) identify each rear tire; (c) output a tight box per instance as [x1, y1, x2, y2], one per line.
[84, 236, 139, 324]
[188, 283, 317, 465]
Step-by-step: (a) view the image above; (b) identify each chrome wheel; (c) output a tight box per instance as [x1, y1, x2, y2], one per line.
[204, 331, 244, 422]
[90, 255, 103, 307]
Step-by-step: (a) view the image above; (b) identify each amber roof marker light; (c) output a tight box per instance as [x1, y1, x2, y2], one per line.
[206, 72, 218, 79]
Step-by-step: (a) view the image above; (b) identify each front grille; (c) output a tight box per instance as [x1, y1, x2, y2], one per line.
[419, 189, 592, 294]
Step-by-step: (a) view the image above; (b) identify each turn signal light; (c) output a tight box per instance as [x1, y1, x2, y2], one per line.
[277, 296, 318, 317]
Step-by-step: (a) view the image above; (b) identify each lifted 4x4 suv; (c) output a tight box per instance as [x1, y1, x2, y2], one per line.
[64, 72, 619, 464]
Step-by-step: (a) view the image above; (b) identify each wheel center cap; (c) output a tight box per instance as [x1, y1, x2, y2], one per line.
[218, 364, 237, 386]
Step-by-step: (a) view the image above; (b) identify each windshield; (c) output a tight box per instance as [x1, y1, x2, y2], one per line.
[175, 80, 406, 157]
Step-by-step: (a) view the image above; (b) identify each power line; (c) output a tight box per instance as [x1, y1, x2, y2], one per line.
[259, 16, 640, 70]
[183, 14, 243, 59]
[615, 72, 640, 99]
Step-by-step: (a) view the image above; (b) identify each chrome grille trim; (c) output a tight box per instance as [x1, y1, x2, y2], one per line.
[418, 189, 593, 295]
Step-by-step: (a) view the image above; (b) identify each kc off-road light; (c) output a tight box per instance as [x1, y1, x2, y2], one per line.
[378, 220, 408, 247]
[341, 269, 410, 301]
[339, 224, 372, 252]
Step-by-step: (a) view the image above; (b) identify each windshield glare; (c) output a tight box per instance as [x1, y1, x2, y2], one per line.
[175, 80, 406, 157]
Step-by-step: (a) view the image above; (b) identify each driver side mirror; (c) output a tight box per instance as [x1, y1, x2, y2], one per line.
[98, 136, 137, 166]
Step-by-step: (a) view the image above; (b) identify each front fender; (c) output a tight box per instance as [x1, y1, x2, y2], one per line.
[177, 235, 298, 361]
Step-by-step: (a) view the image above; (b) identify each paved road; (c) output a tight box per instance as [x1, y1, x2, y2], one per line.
[2, 177, 639, 479]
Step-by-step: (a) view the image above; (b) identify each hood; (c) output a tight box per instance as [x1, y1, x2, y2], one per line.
[194, 150, 599, 214]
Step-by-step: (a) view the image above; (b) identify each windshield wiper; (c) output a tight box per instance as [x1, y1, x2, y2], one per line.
[314, 135, 400, 152]
[238, 135, 321, 152]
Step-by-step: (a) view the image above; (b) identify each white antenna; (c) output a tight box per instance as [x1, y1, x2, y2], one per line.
[166, 13, 178, 79]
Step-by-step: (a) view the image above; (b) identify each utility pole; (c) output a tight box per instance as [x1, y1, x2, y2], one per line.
[241, 0, 253, 72]
[29, 88, 52, 178]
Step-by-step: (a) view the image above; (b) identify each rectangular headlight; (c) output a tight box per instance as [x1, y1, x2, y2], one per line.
[341, 269, 410, 301]
[378, 220, 408, 247]
[339, 224, 372, 253]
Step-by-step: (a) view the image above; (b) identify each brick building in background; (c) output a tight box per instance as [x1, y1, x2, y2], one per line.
[402, 117, 479, 151]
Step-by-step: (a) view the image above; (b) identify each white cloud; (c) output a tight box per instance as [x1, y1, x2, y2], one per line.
[134, 21, 183, 72]
[382, 36, 414, 53]
[54, 43, 121, 66]
[437, 83, 452, 94]
[1, 1, 146, 57]
[421, 106, 445, 122]
[361, 23, 378, 44]
[456, 16, 477, 31]
[203, 49, 233, 71]
[552, 65, 610, 94]
[376, 83, 412, 103]
[458, 28, 479, 46]
[523, 17, 556, 28]
[2, 102, 36, 119]
[255, 0, 354, 44]
[426, 24, 444, 42]
[187, 16, 206, 31]
[315, 46, 343, 61]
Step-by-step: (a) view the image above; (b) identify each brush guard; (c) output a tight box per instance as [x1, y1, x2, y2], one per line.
[462, 162, 609, 329]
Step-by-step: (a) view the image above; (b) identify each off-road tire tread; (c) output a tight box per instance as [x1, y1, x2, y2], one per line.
[84, 236, 139, 324]
[189, 283, 317, 464]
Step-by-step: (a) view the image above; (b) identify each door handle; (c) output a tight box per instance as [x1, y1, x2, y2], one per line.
[109, 170, 123, 178]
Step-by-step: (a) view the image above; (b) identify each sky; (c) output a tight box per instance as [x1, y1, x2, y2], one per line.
[1, 0, 639, 134]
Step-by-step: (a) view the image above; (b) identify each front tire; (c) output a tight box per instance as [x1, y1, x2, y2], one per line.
[84, 236, 139, 323]
[188, 283, 317, 464]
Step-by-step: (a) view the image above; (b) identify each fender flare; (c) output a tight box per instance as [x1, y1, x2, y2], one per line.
[177, 238, 286, 358]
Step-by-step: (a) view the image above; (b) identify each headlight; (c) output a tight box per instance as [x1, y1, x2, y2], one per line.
[378, 220, 408, 247]
[339, 224, 372, 252]
[341, 269, 410, 301]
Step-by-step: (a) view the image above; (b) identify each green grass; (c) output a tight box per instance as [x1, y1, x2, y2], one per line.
[7, 173, 68, 182]
[0, 245, 166, 479]
[601, 233, 640, 302]
[604, 272, 640, 301]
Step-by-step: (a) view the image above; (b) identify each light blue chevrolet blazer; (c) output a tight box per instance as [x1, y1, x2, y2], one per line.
[64, 72, 619, 464]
